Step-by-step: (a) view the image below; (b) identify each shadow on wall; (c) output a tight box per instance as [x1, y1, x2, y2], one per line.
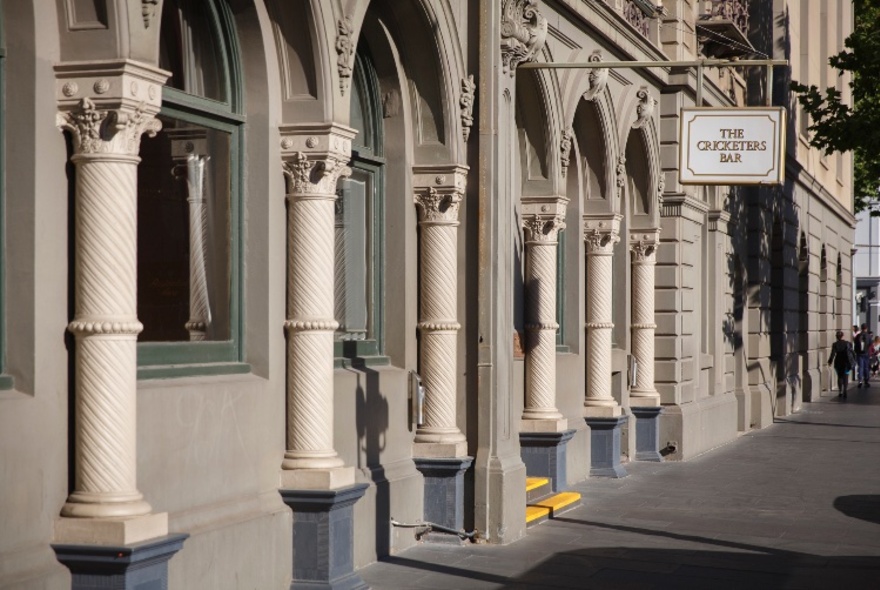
[353, 366, 391, 556]
[834, 495, 880, 526]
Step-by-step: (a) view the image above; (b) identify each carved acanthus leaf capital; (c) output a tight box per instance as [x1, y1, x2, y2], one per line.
[523, 214, 566, 243]
[415, 187, 462, 223]
[582, 51, 608, 101]
[629, 231, 660, 262]
[583, 216, 621, 254]
[280, 125, 356, 196]
[57, 97, 162, 156]
[282, 151, 351, 196]
[501, 0, 548, 76]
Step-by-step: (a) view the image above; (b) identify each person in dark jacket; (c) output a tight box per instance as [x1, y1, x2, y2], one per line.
[854, 323, 871, 387]
[828, 330, 855, 398]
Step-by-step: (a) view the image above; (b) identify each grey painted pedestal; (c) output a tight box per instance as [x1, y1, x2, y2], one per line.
[413, 457, 473, 544]
[632, 406, 663, 462]
[52, 533, 187, 590]
[280, 483, 369, 590]
[585, 416, 628, 478]
[519, 430, 576, 492]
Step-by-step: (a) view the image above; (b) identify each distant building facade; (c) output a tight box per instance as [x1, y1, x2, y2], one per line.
[0, 1, 854, 589]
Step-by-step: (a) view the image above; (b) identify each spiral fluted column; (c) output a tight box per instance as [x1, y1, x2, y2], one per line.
[54, 62, 170, 542]
[630, 231, 661, 406]
[413, 167, 468, 458]
[521, 209, 567, 432]
[583, 216, 622, 417]
[280, 125, 357, 489]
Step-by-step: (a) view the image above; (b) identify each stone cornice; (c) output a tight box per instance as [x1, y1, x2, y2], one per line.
[660, 192, 709, 224]
[707, 209, 732, 233]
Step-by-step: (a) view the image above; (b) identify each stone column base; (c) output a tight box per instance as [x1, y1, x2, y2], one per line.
[631, 407, 662, 462]
[519, 430, 576, 492]
[413, 457, 473, 544]
[585, 416, 627, 478]
[280, 483, 369, 590]
[51, 533, 187, 590]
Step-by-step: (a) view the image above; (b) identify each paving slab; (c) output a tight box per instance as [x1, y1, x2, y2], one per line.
[359, 391, 880, 588]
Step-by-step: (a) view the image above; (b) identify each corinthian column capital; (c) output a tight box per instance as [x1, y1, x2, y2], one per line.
[629, 230, 660, 262]
[583, 214, 622, 254]
[55, 60, 169, 156]
[280, 123, 357, 196]
[522, 196, 568, 244]
[413, 165, 468, 224]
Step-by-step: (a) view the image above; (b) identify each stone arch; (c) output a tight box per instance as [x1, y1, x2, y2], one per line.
[616, 86, 661, 226]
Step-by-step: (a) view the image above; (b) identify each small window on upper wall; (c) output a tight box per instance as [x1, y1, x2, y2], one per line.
[136, 0, 244, 378]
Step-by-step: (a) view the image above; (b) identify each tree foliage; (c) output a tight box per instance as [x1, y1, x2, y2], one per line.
[791, 0, 880, 214]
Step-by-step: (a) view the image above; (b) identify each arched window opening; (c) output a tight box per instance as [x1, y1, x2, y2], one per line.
[137, 0, 243, 374]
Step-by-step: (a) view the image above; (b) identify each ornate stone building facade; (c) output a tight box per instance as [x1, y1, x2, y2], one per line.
[0, 1, 853, 588]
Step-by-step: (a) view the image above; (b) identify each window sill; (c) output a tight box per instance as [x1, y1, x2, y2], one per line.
[0, 373, 13, 390]
[556, 344, 571, 354]
[334, 355, 391, 370]
[137, 362, 251, 381]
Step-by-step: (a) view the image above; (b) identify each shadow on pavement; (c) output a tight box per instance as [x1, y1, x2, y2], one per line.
[834, 495, 880, 526]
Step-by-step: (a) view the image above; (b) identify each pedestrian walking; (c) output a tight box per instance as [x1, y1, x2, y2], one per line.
[828, 330, 855, 398]
[870, 336, 880, 377]
[855, 323, 871, 387]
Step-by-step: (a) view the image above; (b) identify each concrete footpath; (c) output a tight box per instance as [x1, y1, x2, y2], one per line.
[359, 389, 880, 589]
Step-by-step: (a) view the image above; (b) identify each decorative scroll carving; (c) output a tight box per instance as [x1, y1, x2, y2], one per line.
[460, 75, 476, 142]
[142, 0, 159, 28]
[632, 87, 655, 129]
[582, 51, 608, 101]
[57, 98, 162, 156]
[336, 16, 354, 95]
[500, 0, 548, 76]
[560, 127, 573, 178]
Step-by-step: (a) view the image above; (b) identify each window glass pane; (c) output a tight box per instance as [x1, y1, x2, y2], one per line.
[159, 0, 227, 102]
[137, 115, 231, 342]
[335, 168, 373, 341]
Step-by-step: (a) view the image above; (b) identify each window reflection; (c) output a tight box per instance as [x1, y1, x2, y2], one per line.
[159, 0, 227, 102]
[335, 169, 373, 341]
[137, 115, 231, 342]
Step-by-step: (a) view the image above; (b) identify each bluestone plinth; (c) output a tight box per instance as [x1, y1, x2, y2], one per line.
[519, 429, 576, 492]
[51, 533, 187, 590]
[585, 415, 628, 478]
[280, 483, 369, 590]
[413, 456, 473, 544]
[632, 406, 663, 462]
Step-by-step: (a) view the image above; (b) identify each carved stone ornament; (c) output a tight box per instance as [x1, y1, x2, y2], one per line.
[560, 126, 573, 178]
[414, 187, 463, 223]
[523, 214, 566, 243]
[632, 87, 655, 129]
[57, 97, 161, 156]
[500, 0, 548, 77]
[630, 234, 659, 262]
[336, 16, 355, 95]
[616, 154, 627, 200]
[142, 0, 159, 28]
[460, 75, 476, 142]
[582, 51, 608, 102]
[282, 151, 351, 196]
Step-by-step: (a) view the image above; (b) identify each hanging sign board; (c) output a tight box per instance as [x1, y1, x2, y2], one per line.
[679, 107, 786, 185]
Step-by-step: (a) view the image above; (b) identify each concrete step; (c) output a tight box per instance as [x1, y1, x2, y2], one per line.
[525, 491, 581, 528]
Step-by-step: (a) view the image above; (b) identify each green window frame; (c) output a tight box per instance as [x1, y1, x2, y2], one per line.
[0, 5, 11, 390]
[556, 229, 568, 352]
[137, 0, 246, 379]
[334, 49, 388, 368]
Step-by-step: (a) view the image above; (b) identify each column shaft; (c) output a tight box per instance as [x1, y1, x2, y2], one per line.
[630, 234, 660, 405]
[415, 188, 466, 448]
[185, 156, 210, 341]
[584, 221, 622, 417]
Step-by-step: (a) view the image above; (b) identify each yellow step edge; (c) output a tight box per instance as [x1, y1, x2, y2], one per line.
[525, 491, 581, 523]
[525, 477, 550, 492]
[525, 505, 550, 523]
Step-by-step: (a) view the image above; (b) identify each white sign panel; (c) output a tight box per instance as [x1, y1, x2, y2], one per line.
[679, 107, 786, 185]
